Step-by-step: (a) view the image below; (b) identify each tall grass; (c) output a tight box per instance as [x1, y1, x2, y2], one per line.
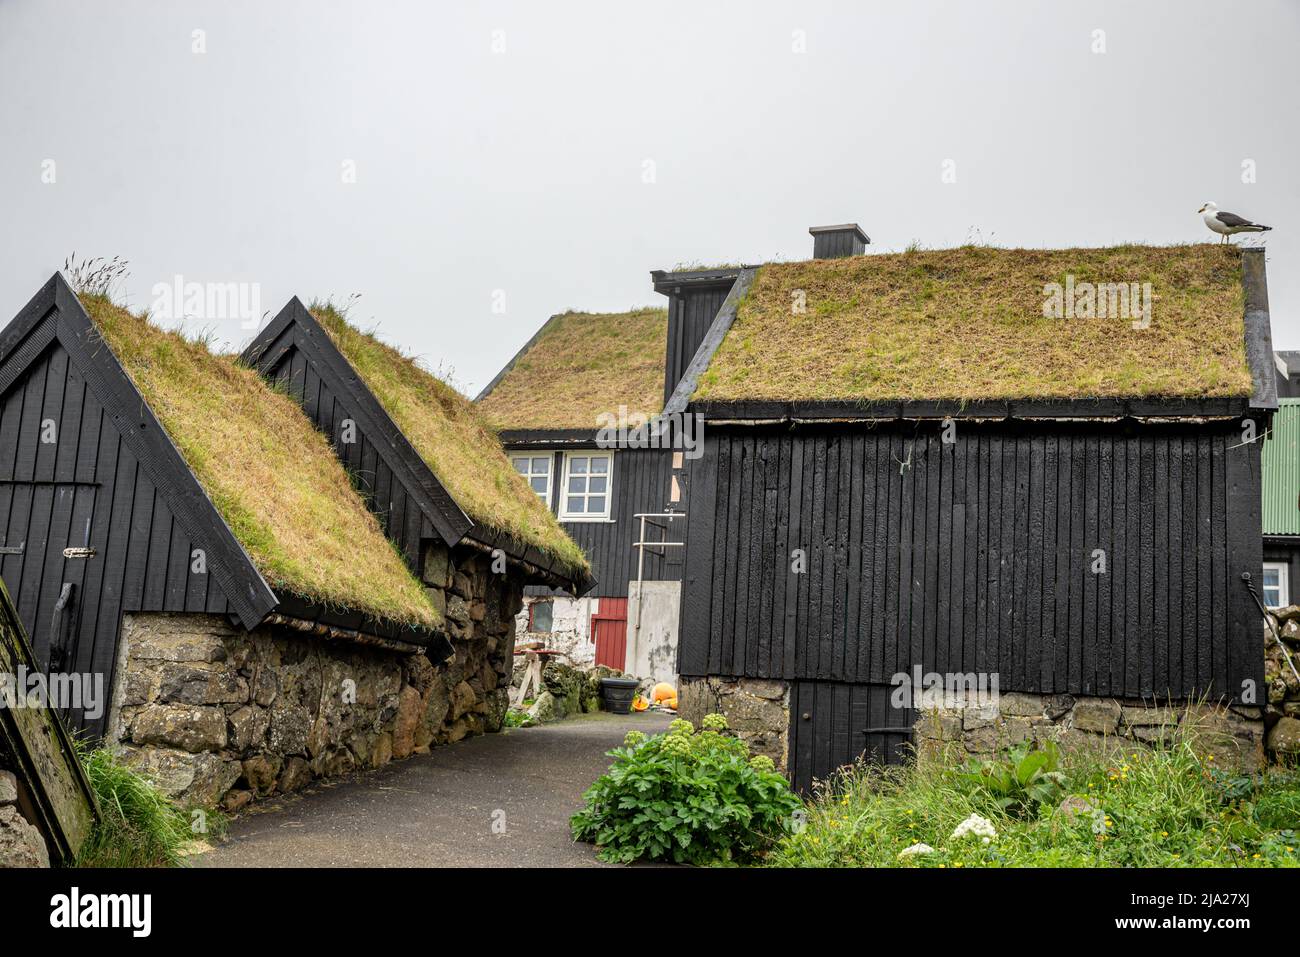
[768, 723, 1300, 868]
[75, 746, 192, 868]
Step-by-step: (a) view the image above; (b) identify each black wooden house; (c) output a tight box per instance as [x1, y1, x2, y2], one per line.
[662, 232, 1277, 788]
[0, 275, 444, 738]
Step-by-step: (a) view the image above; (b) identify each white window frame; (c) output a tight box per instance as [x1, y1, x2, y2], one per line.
[559, 451, 614, 522]
[511, 453, 553, 505]
[1263, 562, 1290, 609]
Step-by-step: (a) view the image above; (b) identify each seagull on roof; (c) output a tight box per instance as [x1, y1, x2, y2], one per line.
[1199, 201, 1272, 243]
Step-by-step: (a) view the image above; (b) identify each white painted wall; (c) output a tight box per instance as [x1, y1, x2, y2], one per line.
[515, 595, 599, 668]
[626, 581, 681, 686]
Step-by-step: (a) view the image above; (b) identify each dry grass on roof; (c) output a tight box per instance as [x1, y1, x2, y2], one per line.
[694, 244, 1254, 403]
[80, 295, 439, 630]
[477, 308, 668, 430]
[309, 303, 590, 578]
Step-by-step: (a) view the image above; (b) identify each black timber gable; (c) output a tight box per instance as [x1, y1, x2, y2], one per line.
[243, 298, 589, 593]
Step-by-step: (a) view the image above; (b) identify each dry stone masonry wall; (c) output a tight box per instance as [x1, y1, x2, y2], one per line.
[110, 544, 522, 810]
[678, 677, 789, 766]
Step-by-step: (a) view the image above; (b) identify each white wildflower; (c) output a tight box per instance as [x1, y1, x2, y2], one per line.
[951, 813, 997, 843]
[897, 843, 935, 860]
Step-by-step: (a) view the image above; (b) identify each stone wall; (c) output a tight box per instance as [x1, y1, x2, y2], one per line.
[1264, 604, 1300, 758]
[109, 543, 523, 810]
[0, 766, 49, 867]
[678, 676, 789, 766]
[515, 595, 598, 668]
[912, 694, 1266, 771]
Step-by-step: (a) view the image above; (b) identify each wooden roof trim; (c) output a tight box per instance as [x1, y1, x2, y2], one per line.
[1243, 248, 1278, 412]
[693, 396, 1253, 423]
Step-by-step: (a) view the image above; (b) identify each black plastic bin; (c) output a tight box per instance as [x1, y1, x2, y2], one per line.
[599, 677, 639, 715]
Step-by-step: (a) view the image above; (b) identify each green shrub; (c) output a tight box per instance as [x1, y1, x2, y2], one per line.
[571, 715, 801, 865]
[957, 740, 1066, 817]
[76, 746, 193, 868]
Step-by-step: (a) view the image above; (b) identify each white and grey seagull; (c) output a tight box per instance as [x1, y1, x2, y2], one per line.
[1199, 201, 1272, 243]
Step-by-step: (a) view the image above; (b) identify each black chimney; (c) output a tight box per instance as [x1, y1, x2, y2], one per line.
[809, 223, 870, 259]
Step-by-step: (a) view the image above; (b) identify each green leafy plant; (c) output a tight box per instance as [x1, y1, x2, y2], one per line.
[957, 741, 1066, 818]
[570, 715, 801, 865]
[503, 708, 535, 729]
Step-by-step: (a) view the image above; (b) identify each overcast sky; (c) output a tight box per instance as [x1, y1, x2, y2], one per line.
[2, 0, 1296, 395]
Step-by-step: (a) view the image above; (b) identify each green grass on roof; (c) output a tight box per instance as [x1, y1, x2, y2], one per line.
[478, 308, 668, 430]
[81, 295, 439, 630]
[310, 303, 590, 578]
[695, 244, 1253, 403]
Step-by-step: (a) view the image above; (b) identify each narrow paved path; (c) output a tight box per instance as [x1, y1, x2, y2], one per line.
[197, 711, 672, 868]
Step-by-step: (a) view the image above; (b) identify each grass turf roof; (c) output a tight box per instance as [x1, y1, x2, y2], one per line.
[477, 308, 668, 430]
[694, 244, 1254, 404]
[81, 295, 439, 630]
[309, 304, 590, 578]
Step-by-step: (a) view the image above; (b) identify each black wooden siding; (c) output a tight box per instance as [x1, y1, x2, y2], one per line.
[679, 420, 1263, 700]
[518, 446, 679, 598]
[663, 283, 732, 406]
[263, 342, 440, 573]
[0, 342, 230, 735]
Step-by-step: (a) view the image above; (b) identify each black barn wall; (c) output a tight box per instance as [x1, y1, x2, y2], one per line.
[0, 342, 231, 736]
[679, 419, 1263, 700]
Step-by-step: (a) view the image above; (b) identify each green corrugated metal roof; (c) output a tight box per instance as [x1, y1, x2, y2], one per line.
[1263, 399, 1300, 535]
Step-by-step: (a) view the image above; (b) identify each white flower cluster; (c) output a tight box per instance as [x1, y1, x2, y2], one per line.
[950, 813, 997, 843]
[897, 843, 935, 861]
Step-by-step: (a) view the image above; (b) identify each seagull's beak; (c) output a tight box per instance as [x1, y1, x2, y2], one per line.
[1197, 205, 1206, 213]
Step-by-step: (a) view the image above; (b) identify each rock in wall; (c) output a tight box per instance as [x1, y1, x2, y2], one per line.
[0, 768, 49, 868]
[678, 676, 789, 767]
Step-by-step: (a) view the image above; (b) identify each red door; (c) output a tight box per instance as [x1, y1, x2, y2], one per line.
[592, 598, 628, 671]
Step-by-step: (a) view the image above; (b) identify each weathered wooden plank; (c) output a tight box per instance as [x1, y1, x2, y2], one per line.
[0, 576, 97, 864]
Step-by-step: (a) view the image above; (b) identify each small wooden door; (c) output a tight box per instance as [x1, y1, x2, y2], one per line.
[592, 597, 628, 671]
[788, 681, 915, 793]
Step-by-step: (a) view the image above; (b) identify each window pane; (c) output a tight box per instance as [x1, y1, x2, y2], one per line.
[589, 475, 607, 493]
[530, 477, 548, 493]
[531, 457, 550, 473]
[590, 456, 609, 474]
[568, 476, 586, 493]
[1264, 568, 1280, 587]
[1265, 587, 1281, 607]
[532, 601, 553, 632]
[570, 457, 588, 474]
[512, 457, 529, 473]
[567, 496, 584, 513]
[589, 496, 606, 514]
